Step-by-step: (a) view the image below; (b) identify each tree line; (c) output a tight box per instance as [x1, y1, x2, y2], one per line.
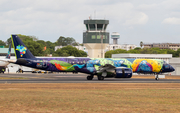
[1, 34, 87, 57]
[105, 47, 180, 58]
[1, 34, 180, 58]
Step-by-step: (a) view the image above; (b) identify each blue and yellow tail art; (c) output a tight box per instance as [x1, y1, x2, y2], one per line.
[11, 35, 35, 59]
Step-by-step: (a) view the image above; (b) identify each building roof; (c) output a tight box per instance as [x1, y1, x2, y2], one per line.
[0, 48, 15, 53]
[112, 53, 172, 58]
[0, 48, 15, 56]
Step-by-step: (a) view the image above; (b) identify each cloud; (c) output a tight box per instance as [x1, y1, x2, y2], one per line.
[124, 12, 148, 25]
[162, 17, 180, 24]
[0, 0, 180, 46]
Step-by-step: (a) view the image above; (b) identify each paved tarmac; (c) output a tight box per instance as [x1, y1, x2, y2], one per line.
[0, 73, 180, 83]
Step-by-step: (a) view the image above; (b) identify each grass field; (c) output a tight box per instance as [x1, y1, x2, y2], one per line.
[0, 83, 180, 113]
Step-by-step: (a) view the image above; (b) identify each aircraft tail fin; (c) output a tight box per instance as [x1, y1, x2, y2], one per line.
[11, 34, 35, 59]
[5, 43, 11, 59]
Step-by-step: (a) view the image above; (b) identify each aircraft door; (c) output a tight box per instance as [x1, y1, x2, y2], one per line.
[122, 68, 125, 78]
[42, 60, 47, 68]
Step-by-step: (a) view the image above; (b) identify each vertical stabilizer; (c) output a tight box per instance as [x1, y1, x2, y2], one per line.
[5, 43, 11, 59]
[11, 34, 35, 59]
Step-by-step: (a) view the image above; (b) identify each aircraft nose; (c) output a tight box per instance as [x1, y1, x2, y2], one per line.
[162, 64, 175, 72]
[170, 65, 175, 72]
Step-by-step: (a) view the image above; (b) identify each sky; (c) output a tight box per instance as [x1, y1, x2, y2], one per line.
[1, 0, 180, 46]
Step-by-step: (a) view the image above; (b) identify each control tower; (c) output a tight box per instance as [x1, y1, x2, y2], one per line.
[111, 32, 120, 44]
[83, 19, 109, 58]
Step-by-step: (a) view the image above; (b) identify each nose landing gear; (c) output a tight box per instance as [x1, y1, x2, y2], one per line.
[155, 74, 159, 81]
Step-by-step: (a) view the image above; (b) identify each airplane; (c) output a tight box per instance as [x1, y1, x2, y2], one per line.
[0, 44, 12, 73]
[10, 34, 175, 80]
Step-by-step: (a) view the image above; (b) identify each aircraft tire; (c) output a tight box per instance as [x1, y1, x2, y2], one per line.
[155, 77, 159, 81]
[87, 76, 93, 80]
[98, 76, 104, 80]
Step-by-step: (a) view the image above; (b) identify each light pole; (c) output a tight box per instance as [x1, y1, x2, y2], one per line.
[100, 31, 103, 58]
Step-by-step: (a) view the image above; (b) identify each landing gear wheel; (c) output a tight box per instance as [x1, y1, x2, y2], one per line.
[98, 76, 104, 80]
[155, 75, 159, 81]
[87, 76, 93, 80]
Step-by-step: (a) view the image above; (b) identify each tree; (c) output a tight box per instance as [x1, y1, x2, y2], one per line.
[57, 36, 66, 46]
[54, 45, 87, 57]
[105, 49, 127, 58]
[56, 36, 77, 46]
[0, 40, 6, 46]
[140, 41, 143, 48]
[23, 37, 44, 56]
[173, 48, 180, 57]
[79, 50, 87, 57]
[65, 37, 76, 45]
[37, 40, 46, 47]
[72, 42, 79, 46]
[6, 38, 11, 46]
[46, 41, 56, 54]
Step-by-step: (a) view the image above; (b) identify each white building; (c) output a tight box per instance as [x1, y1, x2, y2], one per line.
[112, 53, 172, 63]
[106, 44, 137, 51]
[55, 45, 87, 52]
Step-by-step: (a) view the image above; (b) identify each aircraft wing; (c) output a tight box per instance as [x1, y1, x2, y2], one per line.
[0, 59, 16, 63]
[97, 64, 116, 73]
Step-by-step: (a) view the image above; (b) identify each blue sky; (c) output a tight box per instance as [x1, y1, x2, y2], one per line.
[0, 0, 180, 46]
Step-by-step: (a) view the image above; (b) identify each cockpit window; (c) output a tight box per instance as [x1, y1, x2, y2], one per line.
[163, 61, 167, 64]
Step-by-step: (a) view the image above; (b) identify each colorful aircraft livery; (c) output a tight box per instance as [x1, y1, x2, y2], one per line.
[0, 43, 12, 73]
[11, 34, 175, 80]
[16, 45, 27, 57]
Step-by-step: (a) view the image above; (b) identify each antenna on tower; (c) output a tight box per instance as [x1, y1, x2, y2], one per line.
[94, 10, 96, 19]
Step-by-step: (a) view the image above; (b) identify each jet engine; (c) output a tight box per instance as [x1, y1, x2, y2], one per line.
[114, 68, 132, 78]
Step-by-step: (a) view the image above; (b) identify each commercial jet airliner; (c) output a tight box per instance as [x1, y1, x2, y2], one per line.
[10, 35, 175, 80]
[0, 44, 11, 73]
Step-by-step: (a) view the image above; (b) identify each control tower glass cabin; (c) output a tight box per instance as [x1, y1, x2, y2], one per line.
[83, 20, 109, 43]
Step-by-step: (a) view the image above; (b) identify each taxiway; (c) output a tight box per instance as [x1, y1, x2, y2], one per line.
[0, 73, 180, 83]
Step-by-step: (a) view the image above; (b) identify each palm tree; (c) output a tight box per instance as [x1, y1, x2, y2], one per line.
[140, 41, 143, 48]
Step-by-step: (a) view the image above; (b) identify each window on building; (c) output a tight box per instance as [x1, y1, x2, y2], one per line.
[104, 24, 107, 30]
[89, 24, 95, 30]
[86, 24, 89, 30]
[97, 24, 103, 30]
[97, 35, 105, 39]
[92, 35, 96, 39]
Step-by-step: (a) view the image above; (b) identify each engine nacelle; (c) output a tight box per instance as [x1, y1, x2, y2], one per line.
[115, 68, 132, 78]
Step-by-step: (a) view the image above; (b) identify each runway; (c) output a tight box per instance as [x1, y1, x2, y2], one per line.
[0, 73, 180, 83]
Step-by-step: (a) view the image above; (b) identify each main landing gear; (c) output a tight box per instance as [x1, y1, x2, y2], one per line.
[97, 71, 106, 80]
[86, 74, 105, 80]
[87, 74, 94, 80]
[97, 75, 104, 80]
[155, 74, 159, 81]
